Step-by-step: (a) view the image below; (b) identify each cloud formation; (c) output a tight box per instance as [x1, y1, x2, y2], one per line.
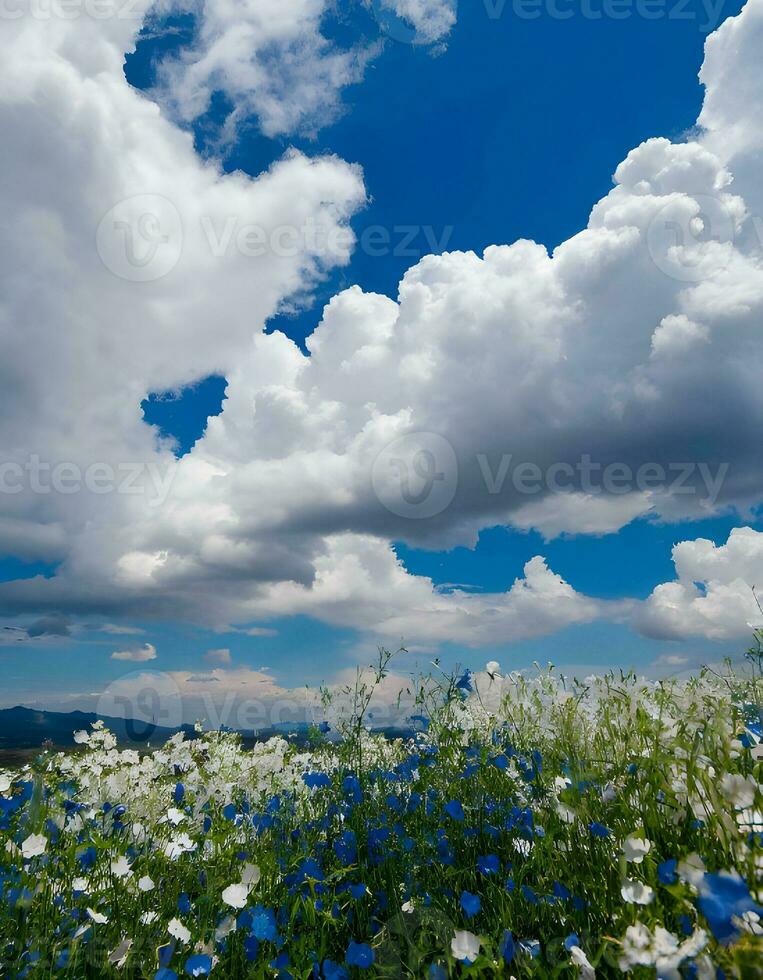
[112, 642, 159, 662]
[1, 0, 763, 652]
[638, 526, 763, 641]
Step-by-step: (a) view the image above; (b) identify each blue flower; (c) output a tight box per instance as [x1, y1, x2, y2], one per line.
[521, 884, 540, 905]
[658, 858, 678, 885]
[155, 971, 178, 980]
[177, 893, 191, 915]
[553, 881, 570, 901]
[174, 783, 185, 804]
[499, 930, 515, 964]
[428, 965, 447, 979]
[334, 830, 357, 866]
[250, 905, 278, 942]
[184, 954, 212, 977]
[697, 871, 763, 944]
[158, 943, 175, 968]
[342, 774, 363, 804]
[564, 933, 580, 951]
[477, 854, 500, 875]
[345, 941, 375, 969]
[222, 803, 237, 821]
[244, 936, 259, 962]
[54, 949, 70, 969]
[322, 960, 348, 980]
[303, 772, 331, 790]
[77, 847, 97, 871]
[459, 890, 481, 918]
[444, 799, 464, 821]
[588, 822, 610, 838]
[349, 882, 367, 900]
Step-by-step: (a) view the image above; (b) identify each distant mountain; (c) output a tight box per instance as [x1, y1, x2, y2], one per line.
[0, 706, 416, 756]
[0, 705, 195, 750]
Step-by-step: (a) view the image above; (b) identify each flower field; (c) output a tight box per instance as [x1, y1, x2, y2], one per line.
[1, 657, 762, 978]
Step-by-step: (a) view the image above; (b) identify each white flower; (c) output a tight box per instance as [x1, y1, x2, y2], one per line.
[720, 773, 758, 810]
[222, 883, 249, 909]
[216, 915, 237, 940]
[401, 899, 415, 913]
[623, 835, 652, 863]
[111, 855, 132, 878]
[108, 940, 132, 968]
[0, 773, 12, 793]
[241, 863, 261, 886]
[601, 782, 617, 803]
[165, 834, 196, 859]
[87, 908, 109, 924]
[738, 910, 763, 935]
[486, 661, 501, 679]
[570, 944, 595, 979]
[166, 807, 186, 826]
[677, 853, 706, 888]
[73, 730, 90, 745]
[168, 918, 191, 944]
[451, 930, 481, 962]
[72, 877, 89, 893]
[21, 833, 47, 859]
[621, 878, 654, 905]
[138, 875, 155, 892]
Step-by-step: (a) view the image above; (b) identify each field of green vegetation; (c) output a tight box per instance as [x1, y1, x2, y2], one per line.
[1, 648, 761, 978]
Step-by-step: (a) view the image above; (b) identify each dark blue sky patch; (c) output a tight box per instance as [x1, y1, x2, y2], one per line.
[142, 375, 228, 457]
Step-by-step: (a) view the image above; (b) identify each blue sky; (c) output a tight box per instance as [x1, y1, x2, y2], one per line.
[2, 0, 762, 716]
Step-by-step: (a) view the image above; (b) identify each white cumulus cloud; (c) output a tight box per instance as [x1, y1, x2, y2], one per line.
[0, 0, 762, 654]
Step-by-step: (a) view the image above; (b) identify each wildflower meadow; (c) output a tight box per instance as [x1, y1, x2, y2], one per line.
[1, 647, 762, 979]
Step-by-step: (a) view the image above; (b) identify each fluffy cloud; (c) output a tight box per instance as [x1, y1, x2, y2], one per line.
[375, 0, 458, 43]
[112, 642, 158, 662]
[244, 534, 616, 646]
[1, 0, 763, 652]
[151, 0, 380, 138]
[638, 526, 763, 640]
[146, 0, 457, 143]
